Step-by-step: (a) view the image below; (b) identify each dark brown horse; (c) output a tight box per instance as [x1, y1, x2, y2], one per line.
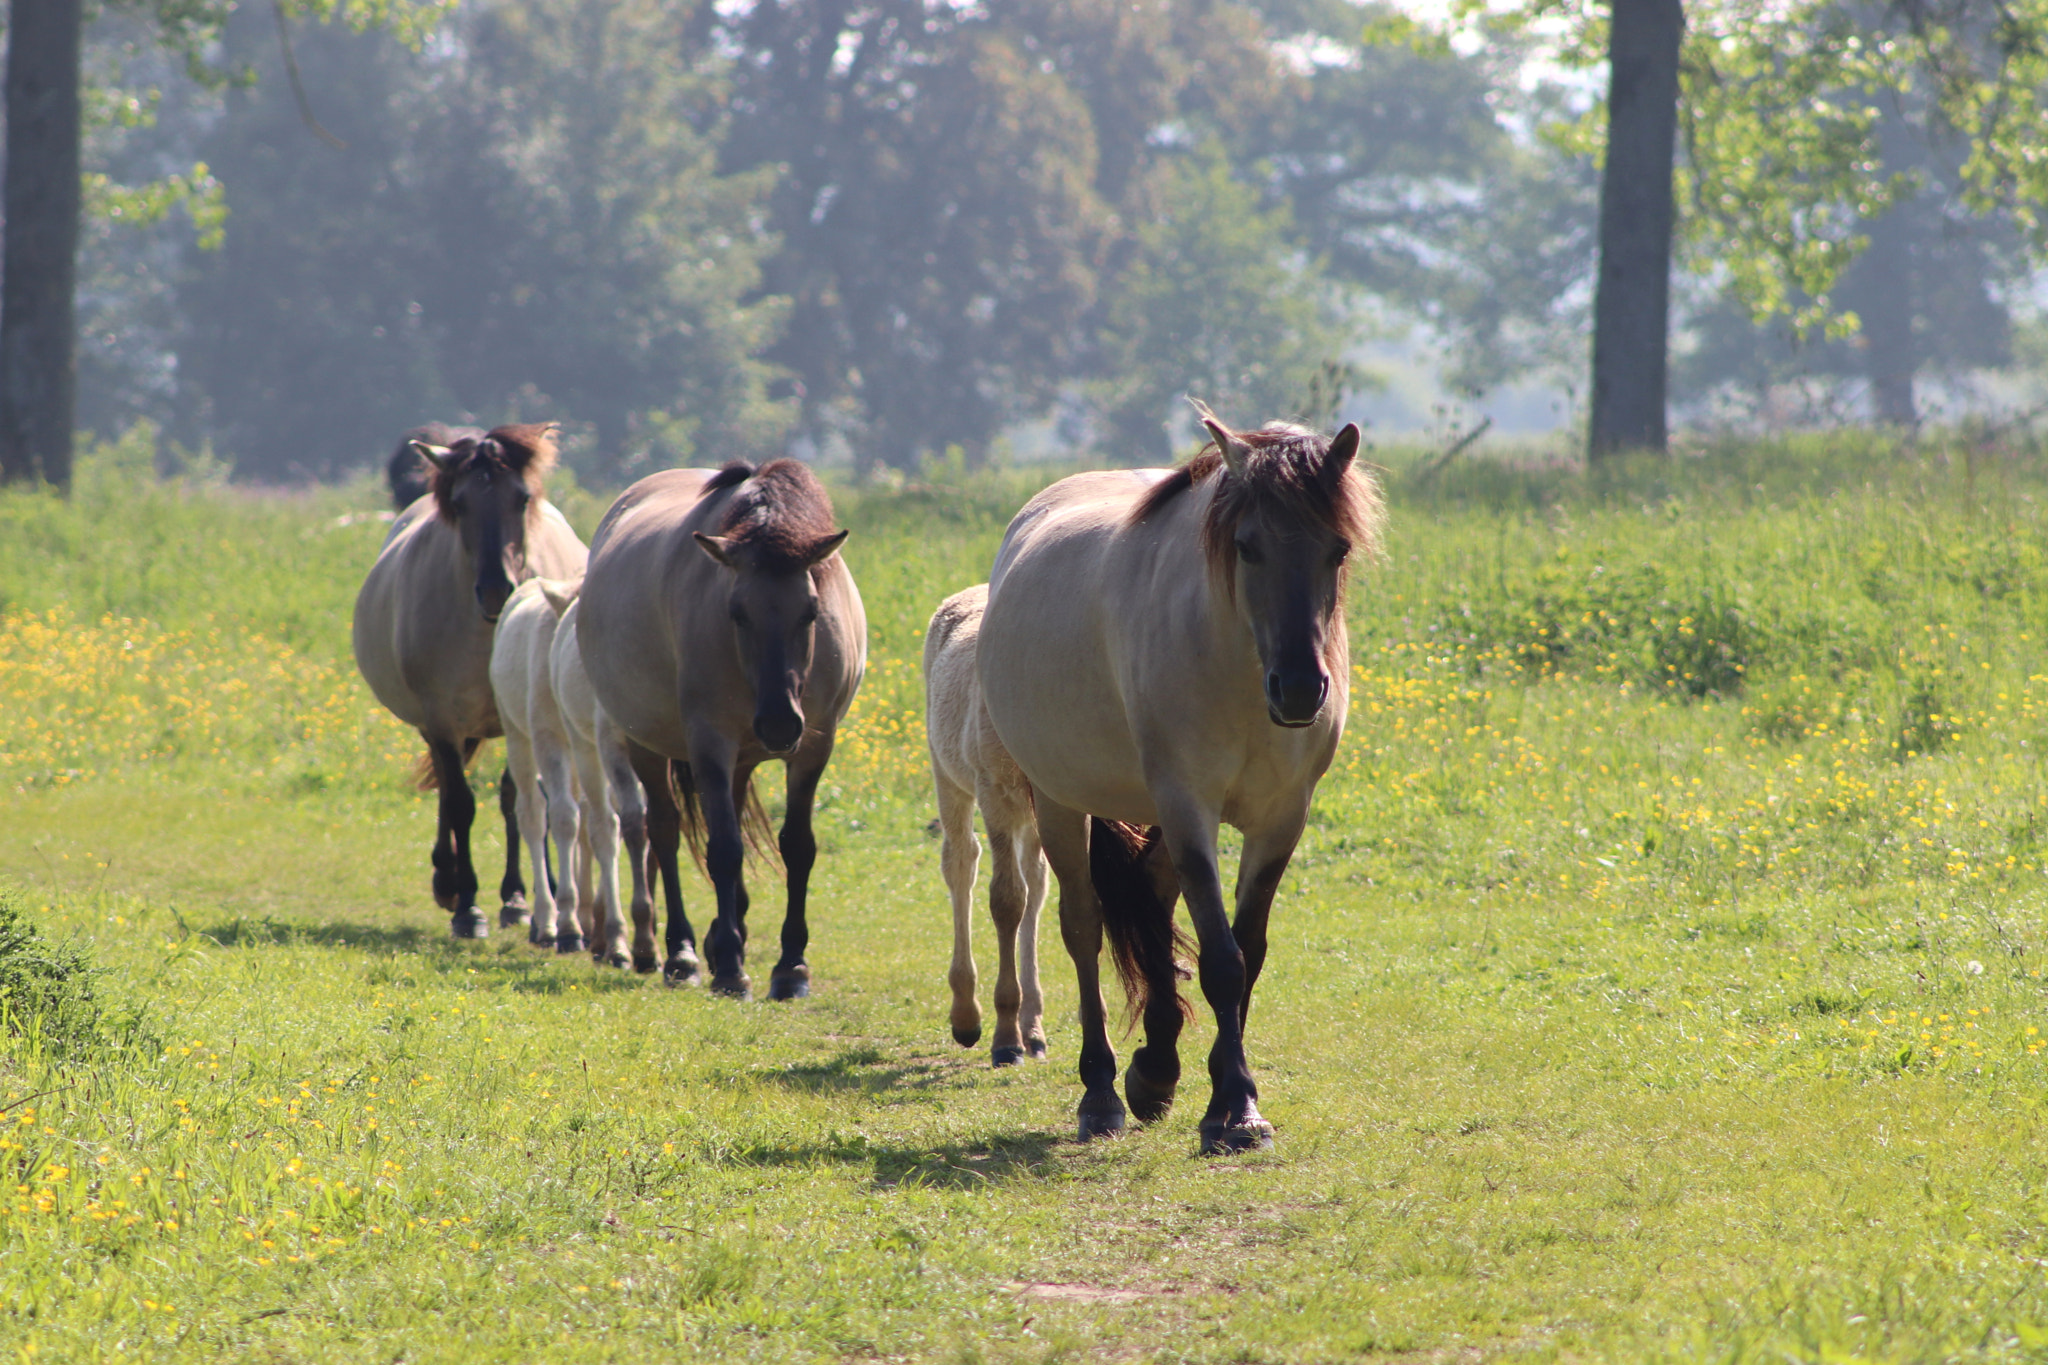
[979, 403, 1382, 1152]
[386, 423, 483, 511]
[577, 460, 866, 997]
[353, 424, 588, 937]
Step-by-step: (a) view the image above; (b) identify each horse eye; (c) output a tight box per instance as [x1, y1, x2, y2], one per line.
[1329, 540, 1351, 566]
[1235, 539, 1264, 566]
[798, 606, 819, 627]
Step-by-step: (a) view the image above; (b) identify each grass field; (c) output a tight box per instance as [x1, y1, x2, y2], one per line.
[4, 428, 2048, 1362]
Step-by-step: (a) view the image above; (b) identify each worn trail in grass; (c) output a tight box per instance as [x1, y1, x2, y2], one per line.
[3, 435, 2048, 1362]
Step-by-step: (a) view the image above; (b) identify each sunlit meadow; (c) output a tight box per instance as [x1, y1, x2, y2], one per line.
[2, 429, 2048, 1361]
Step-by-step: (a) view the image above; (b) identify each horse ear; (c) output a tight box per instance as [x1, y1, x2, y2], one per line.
[409, 440, 453, 471]
[537, 577, 580, 617]
[1187, 398, 1250, 475]
[1323, 424, 1361, 482]
[694, 532, 737, 567]
[798, 529, 850, 569]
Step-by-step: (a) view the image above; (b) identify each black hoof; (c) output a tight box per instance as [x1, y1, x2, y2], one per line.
[1076, 1090, 1127, 1142]
[632, 950, 659, 975]
[709, 974, 751, 1000]
[528, 929, 556, 950]
[1199, 1108, 1275, 1155]
[953, 1024, 983, 1049]
[499, 901, 530, 929]
[663, 956, 701, 988]
[991, 1045, 1025, 1068]
[449, 909, 490, 940]
[1025, 1038, 1048, 1060]
[555, 933, 587, 956]
[768, 968, 810, 1001]
[1125, 1047, 1180, 1125]
[596, 950, 629, 969]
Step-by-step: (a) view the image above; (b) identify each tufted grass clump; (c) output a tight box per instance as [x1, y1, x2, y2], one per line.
[0, 888, 140, 1059]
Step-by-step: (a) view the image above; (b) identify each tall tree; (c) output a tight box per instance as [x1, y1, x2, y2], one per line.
[1587, 0, 1683, 458]
[0, 0, 86, 486]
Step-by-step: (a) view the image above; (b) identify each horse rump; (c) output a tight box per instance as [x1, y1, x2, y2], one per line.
[1087, 817, 1192, 1028]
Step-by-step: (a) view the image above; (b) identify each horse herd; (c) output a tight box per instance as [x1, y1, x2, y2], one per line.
[352, 405, 1382, 1154]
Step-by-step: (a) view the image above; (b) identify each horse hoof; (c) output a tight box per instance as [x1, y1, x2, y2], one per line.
[499, 903, 530, 929]
[991, 1045, 1025, 1068]
[1025, 1038, 1048, 1060]
[449, 910, 490, 940]
[1199, 1111, 1275, 1155]
[710, 974, 752, 1001]
[952, 1025, 982, 1049]
[528, 930, 556, 950]
[555, 934, 587, 956]
[632, 951, 659, 975]
[663, 956, 701, 989]
[1125, 1047, 1180, 1125]
[768, 968, 810, 1001]
[1076, 1091, 1126, 1142]
[597, 950, 630, 970]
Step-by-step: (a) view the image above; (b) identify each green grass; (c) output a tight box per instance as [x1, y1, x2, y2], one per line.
[3, 430, 2048, 1361]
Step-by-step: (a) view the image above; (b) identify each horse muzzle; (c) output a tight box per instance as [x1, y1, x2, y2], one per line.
[753, 707, 806, 756]
[1265, 670, 1328, 729]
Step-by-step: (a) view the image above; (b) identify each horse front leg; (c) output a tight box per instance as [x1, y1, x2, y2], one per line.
[1158, 801, 1269, 1153]
[1034, 790, 1123, 1140]
[689, 732, 750, 999]
[1233, 811, 1308, 1032]
[430, 739, 486, 938]
[768, 742, 830, 1001]
[498, 766, 529, 921]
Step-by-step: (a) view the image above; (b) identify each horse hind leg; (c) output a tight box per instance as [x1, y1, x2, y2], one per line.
[540, 756, 587, 957]
[1037, 792, 1123, 1141]
[631, 743, 700, 987]
[503, 731, 556, 944]
[1092, 820, 1185, 1125]
[985, 821, 1031, 1066]
[1018, 824, 1050, 1060]
[601, 738, 659, 974]
[936, 774, 982, 1049]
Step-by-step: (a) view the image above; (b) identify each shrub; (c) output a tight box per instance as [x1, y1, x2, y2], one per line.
[0, 888, 137, 1058]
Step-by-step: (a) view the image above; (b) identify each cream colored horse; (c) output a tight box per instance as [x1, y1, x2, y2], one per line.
[489, 577, 605, 959]
[924, 584, 1048, 1066]
[979, 405, 1381, 1153]
[352, 425, 587, 937]
[549, 594, 671, 977]
[578, 459, 865, 998]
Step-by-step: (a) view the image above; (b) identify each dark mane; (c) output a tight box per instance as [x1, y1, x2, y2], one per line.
[701, 458, 839, 571]
[430, 422, 559, 525]
[387, 423, 482, 511]
[1130, 423, 1385, 583]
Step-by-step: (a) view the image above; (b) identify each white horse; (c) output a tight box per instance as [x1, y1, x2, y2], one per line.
[549, 594, 667, 976]
[488, 577, 605, 958]
[924, 584, 1048, 1066]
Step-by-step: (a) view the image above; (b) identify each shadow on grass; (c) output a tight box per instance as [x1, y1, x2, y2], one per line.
[198, 914, 651, 993]
[723, 1128, 1063, 1191]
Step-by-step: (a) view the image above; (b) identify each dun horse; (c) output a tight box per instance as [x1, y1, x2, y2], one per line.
[578, 460, 865, 997]
[353, 424, 588, 937]
[979, 403, 1382, 1152]
[924, 584, 1048, 1066]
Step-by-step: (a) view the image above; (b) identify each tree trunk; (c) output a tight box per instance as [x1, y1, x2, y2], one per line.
[1588, 0, 1683, 461]
[0, 0, 84, 488]
[1859, 209, 1917, 426]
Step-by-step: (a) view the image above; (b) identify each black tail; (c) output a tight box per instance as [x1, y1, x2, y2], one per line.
[1088, 817, 1192, 1030]
[672, 760, 781, 874]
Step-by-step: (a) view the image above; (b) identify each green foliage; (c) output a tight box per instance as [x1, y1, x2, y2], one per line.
[1089, 144, 1350, 460]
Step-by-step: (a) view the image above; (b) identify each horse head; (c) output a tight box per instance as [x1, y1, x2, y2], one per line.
[1193, 403, 1369, 729]
[693, 461, 850, 755]
[419, 423, 558, 625]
